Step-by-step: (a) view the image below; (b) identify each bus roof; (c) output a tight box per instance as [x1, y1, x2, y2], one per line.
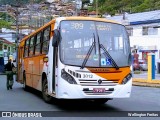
[64, 16, 120, 24]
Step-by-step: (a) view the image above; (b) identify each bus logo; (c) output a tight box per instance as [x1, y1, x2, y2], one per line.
[98, 79, 102, 84]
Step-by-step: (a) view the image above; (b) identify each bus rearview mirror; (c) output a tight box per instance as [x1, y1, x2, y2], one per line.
[52, 29, 60, 47]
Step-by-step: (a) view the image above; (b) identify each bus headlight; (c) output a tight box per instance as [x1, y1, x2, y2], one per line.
[61, 69, 77, 84]
[122, 73, 132, 84]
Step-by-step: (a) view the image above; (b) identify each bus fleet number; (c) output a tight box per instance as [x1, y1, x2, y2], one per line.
[83, 74, 93, 78]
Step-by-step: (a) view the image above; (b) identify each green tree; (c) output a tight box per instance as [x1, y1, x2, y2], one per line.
[88, 0, 160, 15]
[0, 20, 11, 29]
[0, 13, 14, 22]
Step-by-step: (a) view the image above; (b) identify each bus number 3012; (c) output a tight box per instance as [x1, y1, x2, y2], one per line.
[83, 74, 93, 78]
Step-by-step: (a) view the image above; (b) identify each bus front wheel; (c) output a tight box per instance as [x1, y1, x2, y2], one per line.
[42, 78, 52, 103]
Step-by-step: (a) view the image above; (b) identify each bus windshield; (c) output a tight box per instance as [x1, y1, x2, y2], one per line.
[60, 20, 131, 68]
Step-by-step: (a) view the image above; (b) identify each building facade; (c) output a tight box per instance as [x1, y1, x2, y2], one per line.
[0, 37, 15, 72]
[107, 10, 160, 67]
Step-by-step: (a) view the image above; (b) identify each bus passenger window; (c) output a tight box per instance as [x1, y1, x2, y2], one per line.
[29, 37, 35, 56]
[35, 32, 41, 55]
[42, 27, 50, 54]
[24, 39, 29, 57]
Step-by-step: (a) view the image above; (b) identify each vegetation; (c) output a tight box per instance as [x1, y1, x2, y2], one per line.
[88, 0, 160, 15]
[0, 19, 11, 29]
[0, 13, 14, 22]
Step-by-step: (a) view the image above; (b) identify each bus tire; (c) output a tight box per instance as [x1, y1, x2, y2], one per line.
[23, 71, 28, 91]
[92, 99, 109, 104]
[42, 78, 52, 103]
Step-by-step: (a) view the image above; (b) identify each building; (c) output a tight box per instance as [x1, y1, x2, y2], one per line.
[107, 10, 160, 66]
[0, 37, 15, 72]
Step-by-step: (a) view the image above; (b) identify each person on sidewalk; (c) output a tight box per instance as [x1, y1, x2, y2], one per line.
[4, 59, 15, 90]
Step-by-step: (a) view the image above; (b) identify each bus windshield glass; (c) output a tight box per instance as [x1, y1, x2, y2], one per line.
[60, 20, 131, 68]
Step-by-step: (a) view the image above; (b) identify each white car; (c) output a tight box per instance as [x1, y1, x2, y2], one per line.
[139, 59, 148, 71]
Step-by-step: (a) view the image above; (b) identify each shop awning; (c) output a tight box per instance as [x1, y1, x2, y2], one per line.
[139, 50, 158, 52]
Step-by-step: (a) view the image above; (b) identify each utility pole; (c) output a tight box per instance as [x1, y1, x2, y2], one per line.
[96, 0, 98, 17]
[9, 5, 20, 81]
[15, 7, 19, 71]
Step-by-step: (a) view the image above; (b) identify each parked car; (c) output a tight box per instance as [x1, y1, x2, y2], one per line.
[133, 62, 140, 71]
[133, 59, 148, 71]
[139, 59, 148, 71]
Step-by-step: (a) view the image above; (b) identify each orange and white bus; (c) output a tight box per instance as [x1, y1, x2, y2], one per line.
[17, 17, 132, 104]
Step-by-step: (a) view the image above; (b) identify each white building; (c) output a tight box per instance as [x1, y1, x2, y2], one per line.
[107, 10, 160, 66]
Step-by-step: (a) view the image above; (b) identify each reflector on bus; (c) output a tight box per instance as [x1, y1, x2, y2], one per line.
[43, 57, 48, 63]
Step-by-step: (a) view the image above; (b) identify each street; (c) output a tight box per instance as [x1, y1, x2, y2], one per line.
[0, 74, 160, 118]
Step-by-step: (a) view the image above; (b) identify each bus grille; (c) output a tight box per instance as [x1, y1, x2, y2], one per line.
[78, 79, 119, 86]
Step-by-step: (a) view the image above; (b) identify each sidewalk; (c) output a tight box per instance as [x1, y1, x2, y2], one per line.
[133, 70, 160, 88]
[133, 81, 160, 88]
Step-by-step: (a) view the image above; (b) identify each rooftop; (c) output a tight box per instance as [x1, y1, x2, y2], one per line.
[0, 37, 13, 44]
[107, 10, 160, 25]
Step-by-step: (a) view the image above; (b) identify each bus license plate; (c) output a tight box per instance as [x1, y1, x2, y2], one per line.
[93, 88, 105, 93]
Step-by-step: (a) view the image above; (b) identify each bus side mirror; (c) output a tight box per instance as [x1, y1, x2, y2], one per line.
[52, 29, 60, 47]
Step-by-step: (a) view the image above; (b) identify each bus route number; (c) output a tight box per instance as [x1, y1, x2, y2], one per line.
[71, 22, 83, 29]
[83, 74, 93, 78]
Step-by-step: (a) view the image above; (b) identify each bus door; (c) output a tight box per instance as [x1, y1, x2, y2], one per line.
[52, 30, 59, 93]
[17, 47, 23, 83]
[52, 46, 57, 92]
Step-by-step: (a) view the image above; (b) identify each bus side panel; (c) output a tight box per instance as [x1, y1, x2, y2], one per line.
[39, 55, 46, 90]
[32, 56, 40, 90]
[25, 57, 33, 87]
[32, 55, 46, 91]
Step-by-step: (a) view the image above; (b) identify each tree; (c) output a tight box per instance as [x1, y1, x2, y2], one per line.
[0, 20, 11, 29]
[88, 0, 160, 16]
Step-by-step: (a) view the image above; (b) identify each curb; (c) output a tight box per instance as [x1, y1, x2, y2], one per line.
[133, 78, 160, 88]
[133, 82, 160, 88]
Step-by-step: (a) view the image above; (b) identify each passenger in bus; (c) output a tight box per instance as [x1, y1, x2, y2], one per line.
[4, 59, 15, 90]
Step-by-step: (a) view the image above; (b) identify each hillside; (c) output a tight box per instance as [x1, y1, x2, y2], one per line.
[90, 0, 160, 15]
[0, 0, 160, 15]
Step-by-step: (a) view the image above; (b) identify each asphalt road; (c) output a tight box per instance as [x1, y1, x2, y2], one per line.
[0, 75, 160, 119]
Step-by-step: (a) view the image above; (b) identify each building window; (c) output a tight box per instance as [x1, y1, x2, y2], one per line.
[148, 27, 158, 35]
[4, 45, 7, 50]
[142, 26, 148, 35]
[8, 47, 10, 52]
[127, 27, 133, 36]
[142, 26, 158, 35]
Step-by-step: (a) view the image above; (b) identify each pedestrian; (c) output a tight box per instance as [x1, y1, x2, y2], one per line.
[4, 59, 15, 90]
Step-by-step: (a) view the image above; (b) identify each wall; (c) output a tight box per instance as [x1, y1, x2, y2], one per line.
[130, 24, 160, 67]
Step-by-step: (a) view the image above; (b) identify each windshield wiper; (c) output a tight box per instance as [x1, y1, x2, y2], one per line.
[81, 34, 96, 69]
[100, 44, 119, 70]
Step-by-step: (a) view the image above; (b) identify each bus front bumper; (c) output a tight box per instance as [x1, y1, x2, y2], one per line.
[56, 79, 132, 99]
